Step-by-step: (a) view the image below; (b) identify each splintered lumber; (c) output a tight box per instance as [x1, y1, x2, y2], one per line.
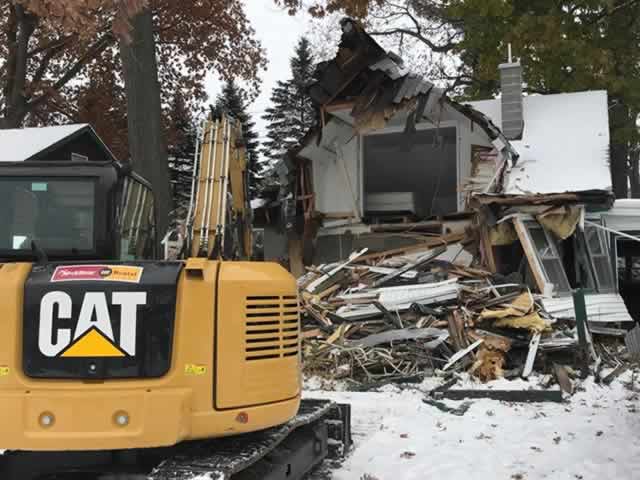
[365, 266, 419, 280]
[602, 364, 630, 385]
[553, 363, 574, 395]
[311, 270, 351, 297]
[353, 233, 465, 263]
[442, 339, 484, 371]
[352, 328, 445, 348]
[302, 329, 324, 339]
[522, 332, 542, 378]
[447, 310, 468, 351]
[306, 248, 368, 293]
[371, 246, 446, 288]
[370, 221, 443, 233]
[373, 301, 402, 328]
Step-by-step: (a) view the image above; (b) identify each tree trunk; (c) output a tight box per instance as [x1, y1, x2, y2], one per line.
[1, 5, 37, 129]
[609, 100, 630, 199]
[119, 9, 170, 245]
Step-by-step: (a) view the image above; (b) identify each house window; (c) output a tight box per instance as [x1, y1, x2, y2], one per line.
[584, 222, 615, 292]
[363, 126, 458, 218]
[524, 221, 572, 295]
[71, 153, 89, 162]
[516, 217, 616, 296]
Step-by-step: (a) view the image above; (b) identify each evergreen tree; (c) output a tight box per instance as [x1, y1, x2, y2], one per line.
[166, 95, 198, 229]
[262, 37, 316, 164]
[214, 79, 261, 198]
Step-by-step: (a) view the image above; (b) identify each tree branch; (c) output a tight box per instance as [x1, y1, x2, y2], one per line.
[31, 40, 72, 87]
[369, 27, 456, 53]
[27, 31, 115, 111]
[27, 34, 76, 58]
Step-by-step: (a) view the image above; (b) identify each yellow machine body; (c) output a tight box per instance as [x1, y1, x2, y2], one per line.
[0, 260, 301, 452]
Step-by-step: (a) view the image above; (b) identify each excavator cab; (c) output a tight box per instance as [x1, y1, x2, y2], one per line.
[0, 161, 156, 263]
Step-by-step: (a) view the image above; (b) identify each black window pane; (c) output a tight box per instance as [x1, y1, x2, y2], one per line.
[0, 178, 95, 252]
[363, 127, 458, 216]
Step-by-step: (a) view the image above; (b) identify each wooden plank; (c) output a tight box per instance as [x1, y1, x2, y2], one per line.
[522, 332, 542, 378]
[354, 233, 465, 264]
[479, 222, 497, 273]
[306, 248, 368, 293]
[302, 329, 323, 339]
[370, 222, 443, 233]
[602, 364, 630, 385]
[447, 311, 468, 351]
[288, 235, 305, 278]
[442, 339, 483, 371]
[371, 246, 446, 288]
[513, 218, 548, 294]
[553, 363, 574, 395]
[435, 389, 564, 403]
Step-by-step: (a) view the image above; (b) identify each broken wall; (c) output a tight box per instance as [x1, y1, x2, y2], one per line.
[303, 102, 495, 222]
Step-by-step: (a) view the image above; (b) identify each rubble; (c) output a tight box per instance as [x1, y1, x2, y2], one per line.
[299, 235, 635, 390]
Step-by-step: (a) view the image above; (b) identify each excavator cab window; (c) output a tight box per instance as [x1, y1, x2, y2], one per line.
[116, 175, 156, 260]
[0, 177, 96, 254]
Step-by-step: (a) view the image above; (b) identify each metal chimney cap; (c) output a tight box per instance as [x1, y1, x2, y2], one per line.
[499, 61, 522, 69]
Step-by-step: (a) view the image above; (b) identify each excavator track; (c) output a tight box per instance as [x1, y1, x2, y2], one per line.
[0, 399, 351, 480]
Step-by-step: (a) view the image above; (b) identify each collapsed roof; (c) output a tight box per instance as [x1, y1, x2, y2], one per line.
[307, 17, 517, 172]
[294, 18, 613, 206]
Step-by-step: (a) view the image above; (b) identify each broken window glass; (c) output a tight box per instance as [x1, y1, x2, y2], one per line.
[573, 231, 597, 291]
[584, 223, 615, 292]
[524, 221, 571, 295]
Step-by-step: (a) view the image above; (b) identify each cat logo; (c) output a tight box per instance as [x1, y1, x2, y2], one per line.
[38, 291, 147, 358]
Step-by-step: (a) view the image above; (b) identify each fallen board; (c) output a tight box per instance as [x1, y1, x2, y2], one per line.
[433, 389, 564, 403]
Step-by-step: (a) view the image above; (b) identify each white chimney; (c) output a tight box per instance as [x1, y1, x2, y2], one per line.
[499, 47, 524, 140]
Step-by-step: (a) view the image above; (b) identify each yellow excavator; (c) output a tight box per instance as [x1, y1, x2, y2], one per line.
[0, 114, 350, 479]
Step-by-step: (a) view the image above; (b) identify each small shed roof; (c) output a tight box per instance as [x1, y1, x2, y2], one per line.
[469, 91, 611, 195]
[0, 124, 115, 163]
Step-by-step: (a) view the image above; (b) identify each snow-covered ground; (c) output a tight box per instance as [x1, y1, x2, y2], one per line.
[306, 373, 640, 480]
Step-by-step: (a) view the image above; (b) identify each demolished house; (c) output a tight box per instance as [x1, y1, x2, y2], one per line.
[270, 18, 639, 388]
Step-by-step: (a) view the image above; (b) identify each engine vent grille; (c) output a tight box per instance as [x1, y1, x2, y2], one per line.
[245, 295, 300, 361]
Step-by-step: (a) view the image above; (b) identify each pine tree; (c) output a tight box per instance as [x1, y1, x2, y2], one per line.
[262, 37, 316, 164]
[214, 79, 261, 198]
[166, 95, 198, 229]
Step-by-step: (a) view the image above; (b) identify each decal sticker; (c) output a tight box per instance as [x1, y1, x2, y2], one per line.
[0, 366, 9, 377]
[185, 364, 207, 376]
[51, 265, 144, 284]
[38, 291, 147, 358]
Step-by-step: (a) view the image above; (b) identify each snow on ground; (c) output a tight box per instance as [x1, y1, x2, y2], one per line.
[306, 372, 640, 480]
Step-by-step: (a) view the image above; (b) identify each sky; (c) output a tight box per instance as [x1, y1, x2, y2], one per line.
[204, 1, 310, 144]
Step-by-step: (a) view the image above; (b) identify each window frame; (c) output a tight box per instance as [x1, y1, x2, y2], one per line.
[582, 220, 616, 293]
[116, 175, 157, 261]
[514, 217, 572, 296]
[0, 175, 99, 257]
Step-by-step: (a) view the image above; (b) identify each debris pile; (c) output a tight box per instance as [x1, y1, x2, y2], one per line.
[298, 239, 632, 390]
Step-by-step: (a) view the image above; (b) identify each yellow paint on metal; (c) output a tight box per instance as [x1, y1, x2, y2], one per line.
[184, 364, 207, 376]
[61, 329, 126, 358]
[0, 260, 302, 452]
